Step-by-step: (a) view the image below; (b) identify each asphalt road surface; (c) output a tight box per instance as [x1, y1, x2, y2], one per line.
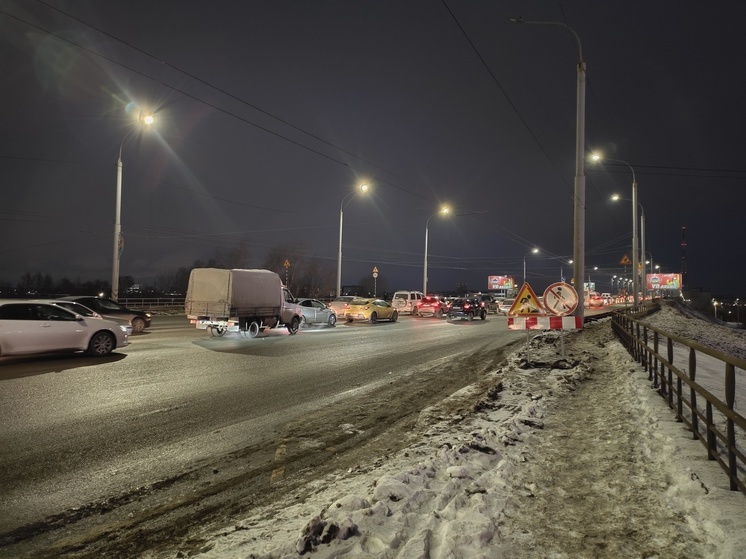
[0, 312, 528, 558]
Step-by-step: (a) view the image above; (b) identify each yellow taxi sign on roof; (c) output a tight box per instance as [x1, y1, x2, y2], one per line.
[508, 283, 545, 316]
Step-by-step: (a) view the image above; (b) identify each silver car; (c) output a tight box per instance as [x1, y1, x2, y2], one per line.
[297, 298, 337, 327]
[0, 300, 129, 357]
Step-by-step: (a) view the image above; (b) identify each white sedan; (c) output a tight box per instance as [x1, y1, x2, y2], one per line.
[0, 300, 129, 358]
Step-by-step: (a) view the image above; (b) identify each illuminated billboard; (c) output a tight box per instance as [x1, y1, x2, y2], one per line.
[646, 273, 682, 291]
[488, 275, 515, 290]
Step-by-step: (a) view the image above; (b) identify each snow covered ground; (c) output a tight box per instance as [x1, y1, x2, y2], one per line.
[179, 302, 746, 559]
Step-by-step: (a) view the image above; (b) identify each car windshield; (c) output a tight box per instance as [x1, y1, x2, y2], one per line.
[97, 299, 126, 311]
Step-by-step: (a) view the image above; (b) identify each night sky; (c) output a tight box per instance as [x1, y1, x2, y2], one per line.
[2, 1, 745, 298]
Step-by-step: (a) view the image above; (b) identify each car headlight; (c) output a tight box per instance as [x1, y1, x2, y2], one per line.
[145, 313, 152, 318]
[119, 325, 128, 333]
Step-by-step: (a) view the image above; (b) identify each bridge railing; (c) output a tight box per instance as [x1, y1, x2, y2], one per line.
[612, 308, 746, 495]
[120, 297, 185, 310]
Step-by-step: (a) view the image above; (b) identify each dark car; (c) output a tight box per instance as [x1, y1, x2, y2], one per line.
[467, 293, 498, 314]
[447, 298, 487, 321]
[58, 296, 152, 333]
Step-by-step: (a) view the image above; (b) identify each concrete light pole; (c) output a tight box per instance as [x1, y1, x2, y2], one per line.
[337, 183, 369, 298]
[593, 155, 640, 308]
[523, 247, 539, 285]
[510, 17, 586, 317]
[423, 206, 451, 296]
[112, 112, 155, 302]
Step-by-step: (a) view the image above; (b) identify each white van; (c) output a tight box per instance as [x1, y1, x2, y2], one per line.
[391, 291, 424, 315]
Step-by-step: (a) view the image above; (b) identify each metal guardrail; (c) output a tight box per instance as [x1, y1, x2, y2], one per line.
[612, 306, 746, 495]
[120, 297, 185, 310]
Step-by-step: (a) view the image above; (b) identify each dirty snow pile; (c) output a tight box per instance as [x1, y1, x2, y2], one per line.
[192, 303, 746, 559]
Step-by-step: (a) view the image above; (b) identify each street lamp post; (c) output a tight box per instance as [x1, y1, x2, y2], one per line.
[112, 113, 155, 302]
[523, 247, 539, 285]
[423, 206, 451, 296]
[593, 154, 640, 307]
[337, 183, 369, 298]
[510, 17, 586, 318]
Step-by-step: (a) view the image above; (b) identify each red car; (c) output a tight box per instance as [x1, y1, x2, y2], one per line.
[416, 296, 447, 318]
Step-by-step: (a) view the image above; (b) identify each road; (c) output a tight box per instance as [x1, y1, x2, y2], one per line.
[0, 312, 527, 558]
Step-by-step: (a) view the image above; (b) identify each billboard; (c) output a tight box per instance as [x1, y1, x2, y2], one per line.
[488, 275, 515, 290]
[646, 273, 682, 291]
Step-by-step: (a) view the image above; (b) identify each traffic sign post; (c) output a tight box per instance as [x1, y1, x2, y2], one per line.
[372, 267, 379, 296]
[507, 282, 582, 359]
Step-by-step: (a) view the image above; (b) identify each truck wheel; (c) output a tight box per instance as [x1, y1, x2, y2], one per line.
[210, 326, 227, 337]
[287, 316, 300, 335]
[480, 310, 487, 320]
[246, 321, 260, 338]
[411, 306, 418, 316]
[391, 311, 398, 322]
[467, 312, 474, 321]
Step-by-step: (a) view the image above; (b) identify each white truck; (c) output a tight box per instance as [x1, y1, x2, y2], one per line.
[185, 268, 302, 338]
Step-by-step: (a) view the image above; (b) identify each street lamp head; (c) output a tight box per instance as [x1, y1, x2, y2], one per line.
[611, 193, 621, 201]
[138, 111, 157, 127]
[531, 247, 539, 255]
[590, 152, 602, 161]
[440, 205, 451, 216]
[509, 16, 525, 24]
[359, 183, 369, 193]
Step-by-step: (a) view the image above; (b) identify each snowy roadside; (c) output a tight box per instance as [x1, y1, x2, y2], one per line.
[179, 304, 746, 559]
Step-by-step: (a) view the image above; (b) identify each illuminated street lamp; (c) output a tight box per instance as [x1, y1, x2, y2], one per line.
[593, 154, 640, 307]
[337, 183, 369, 298]
[423, 206, 451, 296]
[510, 17, 586, 318]
[112, 111, 156, 302]
[523, 247, 540, 285]
[610, 192, 646, 301]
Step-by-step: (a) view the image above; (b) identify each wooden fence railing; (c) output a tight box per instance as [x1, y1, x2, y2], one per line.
[612, 308, 746, 495]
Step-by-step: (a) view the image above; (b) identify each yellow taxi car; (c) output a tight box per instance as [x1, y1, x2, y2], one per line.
[344, 298, 398, 323]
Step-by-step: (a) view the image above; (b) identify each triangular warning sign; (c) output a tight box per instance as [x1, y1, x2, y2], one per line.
[620, 254, 632, 265]
[508, 283, 546, 316]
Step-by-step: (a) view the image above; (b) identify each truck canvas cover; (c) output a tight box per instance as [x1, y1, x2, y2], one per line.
[185, 268, 283, 317]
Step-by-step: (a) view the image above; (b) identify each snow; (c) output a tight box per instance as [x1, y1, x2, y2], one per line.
[185, 302, 746, 559]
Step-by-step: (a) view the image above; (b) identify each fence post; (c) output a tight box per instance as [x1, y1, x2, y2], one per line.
[653, 331, 659, 389]
[725, 362, 737, 491]
[667, 337, 674, 405]
[643, 325, 649, 374]
[689, 347, 698, 440]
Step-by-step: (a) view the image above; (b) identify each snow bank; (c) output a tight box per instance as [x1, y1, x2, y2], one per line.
[191, 304, 746, 559]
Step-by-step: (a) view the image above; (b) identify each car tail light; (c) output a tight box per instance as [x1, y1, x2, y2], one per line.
[463, 303, 471, 310]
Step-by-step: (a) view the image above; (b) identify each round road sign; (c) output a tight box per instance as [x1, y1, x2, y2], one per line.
[543, 282, 578, 316]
